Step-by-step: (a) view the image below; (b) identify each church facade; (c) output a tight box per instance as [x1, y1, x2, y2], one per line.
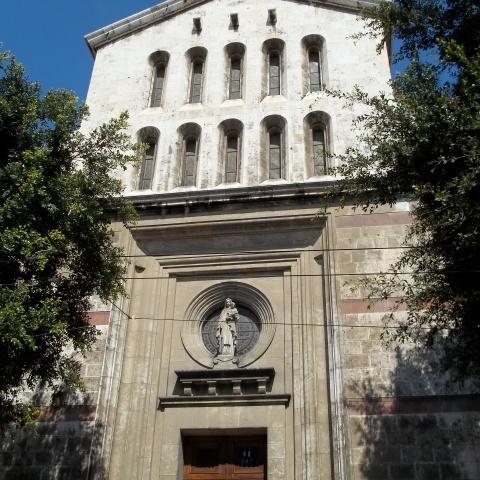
[2, 1, 479, 479]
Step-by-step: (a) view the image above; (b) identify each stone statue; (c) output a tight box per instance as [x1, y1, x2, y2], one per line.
[215, 298, 239, 362]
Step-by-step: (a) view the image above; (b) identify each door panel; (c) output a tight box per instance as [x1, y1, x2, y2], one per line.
[184, 436, 266, 480]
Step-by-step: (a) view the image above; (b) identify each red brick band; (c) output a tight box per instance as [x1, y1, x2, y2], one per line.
[88, 311, 110, 325]
[36, 405, 97, 422]
[340, 298, 406, 314]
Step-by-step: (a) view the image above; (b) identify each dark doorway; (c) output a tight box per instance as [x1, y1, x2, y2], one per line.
[183, 435, 267, 480]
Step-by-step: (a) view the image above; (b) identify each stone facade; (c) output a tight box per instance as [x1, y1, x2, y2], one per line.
[2, 1, 479, 479]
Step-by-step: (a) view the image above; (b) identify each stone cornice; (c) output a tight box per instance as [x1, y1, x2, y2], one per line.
[126, 181, 336, 212]
[85, 0, 380, 57]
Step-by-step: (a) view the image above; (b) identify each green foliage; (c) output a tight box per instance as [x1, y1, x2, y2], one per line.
[328, 1, 480, 380]
[0, 52, 140, 422]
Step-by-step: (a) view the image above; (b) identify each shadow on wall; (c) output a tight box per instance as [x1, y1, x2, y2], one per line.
[347, 345, 480, 480]
[0, 418, 105, 480]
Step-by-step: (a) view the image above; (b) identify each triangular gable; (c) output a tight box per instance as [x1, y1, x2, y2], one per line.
[84, 0, 379, 56]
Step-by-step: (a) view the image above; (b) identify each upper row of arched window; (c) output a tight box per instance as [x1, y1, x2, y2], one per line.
[149, 35, 326, 107]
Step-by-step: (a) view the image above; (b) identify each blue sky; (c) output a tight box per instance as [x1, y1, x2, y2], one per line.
[0, 0, 159, 100]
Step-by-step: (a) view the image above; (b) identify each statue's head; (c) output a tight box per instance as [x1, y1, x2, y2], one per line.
[225, 298, 234, 308]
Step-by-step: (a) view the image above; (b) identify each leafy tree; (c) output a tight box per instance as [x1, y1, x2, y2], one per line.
[328, 0, 480, 380]
[0, 52, 139, 422]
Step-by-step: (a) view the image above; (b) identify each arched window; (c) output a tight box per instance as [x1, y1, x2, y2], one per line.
[302, 35, 327, 93]
[183, 137, 198, 185]
[149, 51, 169, 107]
[186, 47, 207, 104]
[219, 119, 243, 183]
[308, 48, 322, 92]
[225, 43, 246, 100]
[312, 125, 326, 175]
[178, 123, 202, 186]
[268, 128, 283, 178]
[269, 51, 281, 96]
[136, 127, 160, 190]
[304, 112, 331, 177]
[226, 134, 240, 181]
[262, 39, 285, 98]
[261, 115, 287, 180]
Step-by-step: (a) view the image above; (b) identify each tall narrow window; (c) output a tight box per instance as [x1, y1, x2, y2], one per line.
[269, 52, 281, 96]
[151, 64, 166, 107]
[219, 118, 243, 185]
[308, 49, 322, 92]
[225, 133, 239, 182]
[148, 51, 169, 108]
[138, 142, 156, 190]
[312, 126, 326, 175]
[229, 57, 242, 99]
[269, 129, 282, 179]
[182, 137, 198, 186]
[190, 61, 204, 103]
[302, 35, 326, 94]
[304, 112, 330, 178]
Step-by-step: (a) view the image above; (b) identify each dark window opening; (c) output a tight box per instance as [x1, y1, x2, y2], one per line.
[225, 134, 239, 183]
[312, 127, 326, 175]
[190, 61, 204, 103]
[138, 142, 156, 190]
[151, 64, 166, 107]
[269, 130, 282, 179]
[308, 49, 322, 92]
[183, 137, 198, 186]
[268, 52, 281, 96]
[229, 57, 242, 100]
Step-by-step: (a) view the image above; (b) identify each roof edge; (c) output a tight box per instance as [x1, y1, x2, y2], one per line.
[84, 0, 380, 57]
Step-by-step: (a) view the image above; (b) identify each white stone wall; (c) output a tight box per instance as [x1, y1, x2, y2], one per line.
[83, 0, 390, 195]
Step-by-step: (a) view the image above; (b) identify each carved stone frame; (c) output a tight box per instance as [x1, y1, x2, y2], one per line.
[181, 282, 276, 368]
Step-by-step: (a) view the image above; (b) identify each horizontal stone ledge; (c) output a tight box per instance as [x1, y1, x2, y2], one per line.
[127, 181, 336, 211]
[336, 211, 412, 228]
[345, 394, 480, 415]
[158, 394, 291, 410]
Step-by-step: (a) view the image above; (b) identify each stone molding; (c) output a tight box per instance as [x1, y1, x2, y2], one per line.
[127, 181, 335, 212]
[158, 393, 291, 410]
[175, 368, 275, 396]
[181, 282, 276, 368]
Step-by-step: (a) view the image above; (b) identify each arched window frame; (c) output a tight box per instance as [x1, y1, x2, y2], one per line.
[307, 47, 322, 93]
[267, 125, 284, 179]
[304, 112, 331, 177]
[136, 127, 160, 190]
[225, 130, 241, 182]
[178, 123, 202, 187]
[148, 51, 170, 108]
[311, 122, 327, 175]
[262, 39, 286, 98]
[225, 43, 246, 101]
[218, 119, 244, 184]
[229, 54, 243, 100]
[186, 47, 208, 104]
[189, 59, 204, 103]
[260, 115, 287, 181]
[268, 50, 282, 96]
[302, 35, 327, 94]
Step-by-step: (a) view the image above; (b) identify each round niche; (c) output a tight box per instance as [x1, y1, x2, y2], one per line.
[181, 282, 276, 368]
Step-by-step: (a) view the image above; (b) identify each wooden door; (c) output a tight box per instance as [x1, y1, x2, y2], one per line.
[183, 436, 266, 480]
